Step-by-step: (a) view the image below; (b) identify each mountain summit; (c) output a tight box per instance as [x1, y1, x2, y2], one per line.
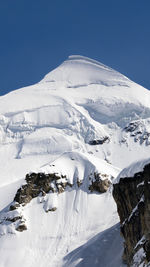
[0, 55, 150, 266]
[40, 55, 129, 87]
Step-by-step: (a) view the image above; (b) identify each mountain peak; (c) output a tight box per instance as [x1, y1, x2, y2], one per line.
[40, 55, 129, 86]
[65, 55, 111, 69]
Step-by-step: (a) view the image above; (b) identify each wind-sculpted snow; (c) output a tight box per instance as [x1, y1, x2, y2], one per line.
[41, 55, 129, 87]
[1, 55, 150, 266]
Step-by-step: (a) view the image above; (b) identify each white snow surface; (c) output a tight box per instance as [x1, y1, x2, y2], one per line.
[115, 157, 150, 184]
[41, 55, 129, 87]
[0, 55, 150, 266]
[40, 151, 119, 185]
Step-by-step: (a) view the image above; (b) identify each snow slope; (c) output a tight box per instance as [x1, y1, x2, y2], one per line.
[115, 157, 150, 184]
[41, 55, 129, 87]
[63, 223, 125, 267]
[0, 55, 150, 266]
[0, 152, 120, 267]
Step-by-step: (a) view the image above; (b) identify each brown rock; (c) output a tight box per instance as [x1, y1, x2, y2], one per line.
[6, 216, 22, 222]
[113, 163, 150, 266]
[89, 173, 111, 193]
[9, 202, 20, 211]
[16, 223, 27, 232]
[45, 207, 57, 212]
[14, 172, 70, 205]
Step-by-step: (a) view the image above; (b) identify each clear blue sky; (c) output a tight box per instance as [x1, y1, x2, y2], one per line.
[0, 0, 150, 95]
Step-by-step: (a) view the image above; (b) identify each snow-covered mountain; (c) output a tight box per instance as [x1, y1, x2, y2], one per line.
[0, 55, 150, 266]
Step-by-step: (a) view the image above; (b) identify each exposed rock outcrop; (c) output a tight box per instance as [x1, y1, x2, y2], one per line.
[0, 169, 112, 236]
[89, 172, 112, 193]
[15, 171, 112, 206]
[113, 163, 150, 266]
[0, 207, 27, 233]
[0, 172, 71, 235]
[124, 119, 150, 145]
[14, 172, 71, 205]
[16, 223, 27, 232]
[89, 136, 109, 145]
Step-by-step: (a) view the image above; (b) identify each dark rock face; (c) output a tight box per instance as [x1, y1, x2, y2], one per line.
[45, 207, 57, 213]
[113, 163, 150, 266]
[15, 171, 111, 206]
[6, 215, 22, 222]
[16, 223, 27, 232]
[124, 120, 150, 145]
[89, 136, 109, 145]
[0, 206, 27, 233]
[89, 173, 111, 193]
[14, 172, 70, 205]
[0, 170, 111, 236]
[9, 202, 20, 210]
[0, 172, 71, 234]
[0, 172, 72, 233]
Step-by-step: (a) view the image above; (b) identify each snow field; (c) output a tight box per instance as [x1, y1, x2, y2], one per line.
[1, 55, 150, 266]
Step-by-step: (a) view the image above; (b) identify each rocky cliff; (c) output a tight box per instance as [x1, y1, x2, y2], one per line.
[0, 169, 112, 236]
[113, 162, 150, 266]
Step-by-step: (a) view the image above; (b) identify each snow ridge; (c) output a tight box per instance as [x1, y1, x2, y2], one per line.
[0, 55, 150, 266]
[40, 54, 130, 87]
